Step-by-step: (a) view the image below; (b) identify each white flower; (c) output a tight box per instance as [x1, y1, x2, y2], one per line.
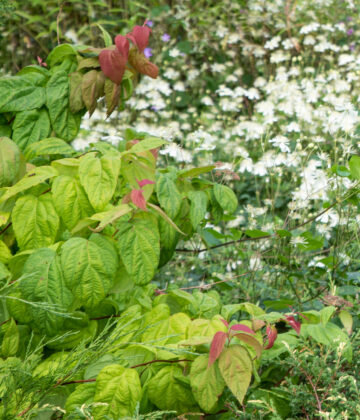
[269, 135, 290, 153]
[169, 48, 181, 58]
[160, 143, 192, 163]
[290, 236, 308, 246]
[264, 36, 281, 50]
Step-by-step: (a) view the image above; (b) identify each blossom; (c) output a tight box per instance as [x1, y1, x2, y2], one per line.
[162, 33, 171, 42]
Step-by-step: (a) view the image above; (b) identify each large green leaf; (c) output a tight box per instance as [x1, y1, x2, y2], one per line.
[60, 237, 118, 309]
[79, 153, 120, 211]
[0, 76, 45, 112]
[20, 248, 73, 335]
[189, 190, 208, 229]
[12, 194, 60, 251]
[349, 155, 360, 180]
[93, 364, 142, 419]
[190, 354, 225, 412]
[127, 137, 168, 153]
[0, 137, 26, 188]
[218, 344, 252, 404]
[147, 365, 197, 413]
[65, 382, 96, 413]
[117, 218, 160, 285]
[25, 137, 74, 160]
[46, 70, 81, 142]
[213, 183, 238, 214]
[52, 175, 93, 230]
[12, 108, 51, 151]
[0, 165, 58, 203]
[156, 174, 182, 219]
[1, 319, 19, 357]
[0, 240, 11, 264]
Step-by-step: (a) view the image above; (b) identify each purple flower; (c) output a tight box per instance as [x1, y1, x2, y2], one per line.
[144, 47, 153, 58]
[350, 43, 355, 51]
[146, 20, 153, 27]
[162, 33, 171, 42]
[347, 28, 354, 36]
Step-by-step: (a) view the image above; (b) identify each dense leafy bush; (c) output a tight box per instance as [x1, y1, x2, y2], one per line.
[0, 1, 360, 418]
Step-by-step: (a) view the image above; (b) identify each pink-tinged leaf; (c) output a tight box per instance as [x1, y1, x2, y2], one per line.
[130, 189, 147, 211]
[233, 333, 262, 358]
[114, 35, 130, 57]
[265, 325, 277, 349]
[136, 178, 155, 188]
[150, 148, 159, 159]
[37, 56, 47, 67]
[230, 324, 255, 335]
[220, 318, 229, 328]
[99, 48, 127, 85]
[126, 25, 151, 52]
[128, 49, 158, 78]
[208, 331, 227, 367]
[285, 315, 301, 335]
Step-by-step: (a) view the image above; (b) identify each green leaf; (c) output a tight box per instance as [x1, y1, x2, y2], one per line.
[245, 229, 270, 238]
[319, 306, 336, 324]
[148, 202, 184, 235]
[95, 23, 113, 47]
[147, 365, 197, 413]
[104, 78, 120, 117]
[156, 174, 182, 219]
[0, 165, 58, 203]
[213, 183, 238, 214]
[0, 137, 26, 188]
[25, 137, 74, 160]
[117, 218, 160, 285]
[81, 70, 105, 116]
[52, 175, 94, 230]
[46, 44, 77, 68]
[0, 240, 11, 264]
[178, 165, 215, 179]
[46, 70, 81, 142]
[20, 248, 73, 335]
[69, 72, 85, 113]
[87, 203, 132, 232]
[218, 344, 252, 404]
[93, 364, 142, 419]
[1, 319, 19, 357]
[189, 190, 208, 229]
[190, 354, 225, 412]
[61, 237, 118, 309]
[65, 382, 96, 413]
[0, 76, 45, 112]
[339, 310, 353, 335]
[349, 155, 360, 180]
[127, 137, 168, 153]
[12, 194, 60, 251]
[79, 153, 120, 211]
[12, 108, 51, 151]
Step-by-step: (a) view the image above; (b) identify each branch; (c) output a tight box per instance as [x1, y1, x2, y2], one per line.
[175, 202, 338, 254]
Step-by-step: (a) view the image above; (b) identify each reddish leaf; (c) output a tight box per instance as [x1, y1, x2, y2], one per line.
[252, 319, 266, 331]
[264, 325, 277, 349]
[104, 78, 120, 117]
[136, 178, 155, 188]
[126, 25, 151, 52]
[285, 315, 301, 335]
[230, 324, 255, 335]
[128, 49, 159, 79]
[220, 318, 229, 328]
[114, 35, 130, 57]
[233, 333, 262, 358]
[150, 148, 159, 159]
[130, 189, 147, 211]
[99, 47, 127, 85]
[208, 331, 227, 367]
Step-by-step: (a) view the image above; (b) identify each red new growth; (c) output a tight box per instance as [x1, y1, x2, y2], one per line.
[99, 37, 129, 85]
[265, 325, 278, 349]
[285, 315, 301, 335]
[230, 323, 255, 335]
[208, 331, 227, 367]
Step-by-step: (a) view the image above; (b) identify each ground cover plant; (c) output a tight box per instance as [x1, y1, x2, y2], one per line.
[0, 0, 360, 419]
